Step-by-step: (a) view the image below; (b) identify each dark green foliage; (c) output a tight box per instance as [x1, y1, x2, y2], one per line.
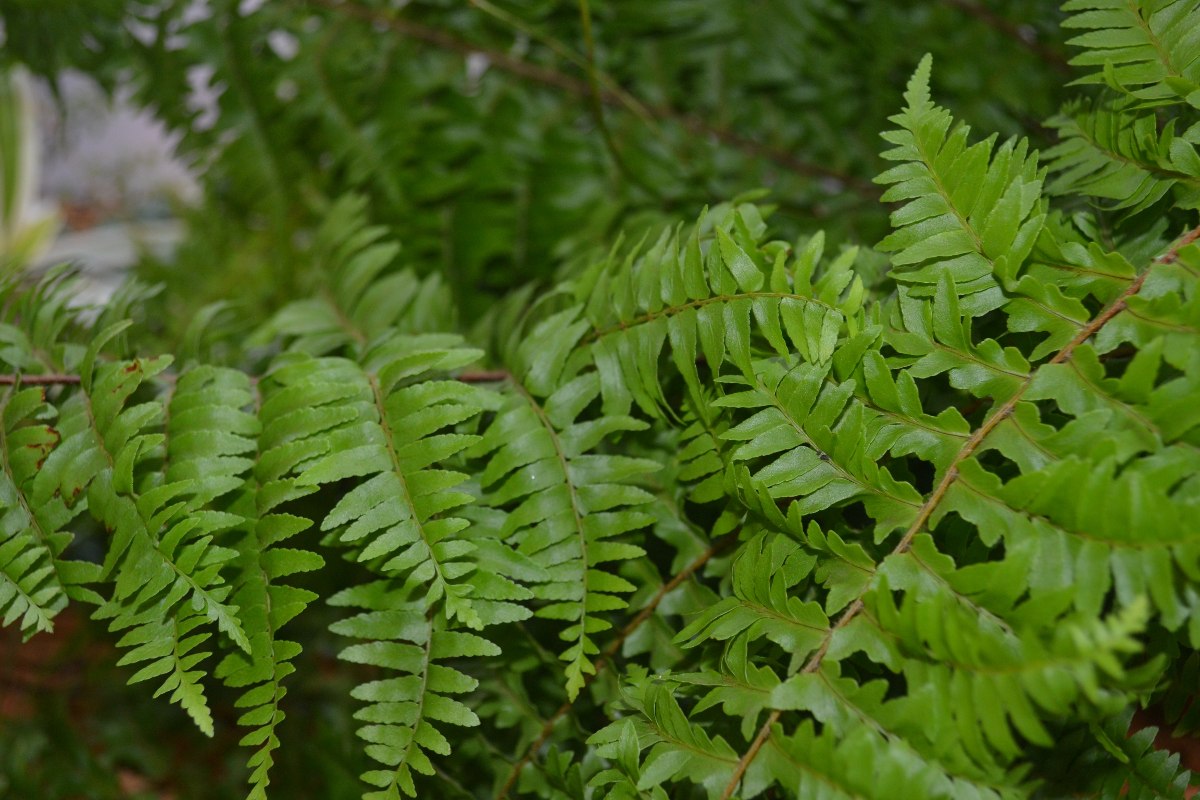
[3, 1, 1200, 799]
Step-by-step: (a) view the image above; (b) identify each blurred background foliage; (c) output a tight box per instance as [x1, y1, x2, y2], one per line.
[4, 0, 1069, 332]
[0, 1, 1073, 797]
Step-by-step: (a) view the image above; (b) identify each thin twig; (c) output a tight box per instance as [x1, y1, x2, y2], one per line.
[467, 0, 659, 132]
[0, 370, 511, 386]
[457, 369, 512, 383]
[717, 223, 1200, 800]
[573, 0, 660, 197]
[0, 374, 81, 386]
[496, 531, 739, 799]
[304, 0, 879, 198]
[944, 0, 1073, 75]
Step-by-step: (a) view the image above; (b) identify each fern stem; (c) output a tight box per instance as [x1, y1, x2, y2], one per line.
[0, 374, 79, 385]
[0, 370, 510, 386]
[574, 0, 661, 198]
[302, 0, 879, 198]
[587, 291, 844, 343]
[466, 0, 660, 132]
[496, 531, 738, 799]
[718, 222, 1200, 800]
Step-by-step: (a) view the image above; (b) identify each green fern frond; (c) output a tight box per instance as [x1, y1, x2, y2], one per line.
[877, 54, 1047, 315]
[214, 365, 325, 799]
[292, 335, 511, 629]
[577, 206, 865, 417]
[590, 681, 739, 799]
[717, 359, 925, 539]
[887, 275, 1033, 403]
[478, 307, 658, 699]
[675, 533, 828, 666]
[330, 583, 499, 799]
[261, 195, 454, 355]
[1062, 0, 1200, 106]
[34, 338, 251, 733]
[0, 385, 88, 637]
[1077, 709, 1192, 798]
[1044, 98, 1200, 213]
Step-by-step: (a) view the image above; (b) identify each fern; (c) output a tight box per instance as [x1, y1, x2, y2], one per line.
[1062, 0, 1200, 106]
[3, 5, 1200, 800]
[477, 306, 657, 699]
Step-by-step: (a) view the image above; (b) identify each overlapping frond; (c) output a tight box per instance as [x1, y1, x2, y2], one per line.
[584, 58, 1200, 800]
[1062, 0, 1200, 106]
[0, 385, 100, 638]
[4, 13, 1200, 800]
[1045, 98, 1200, 212]
[214, 365, 324, 799]
[576, 206, 866, 416]
[331, 584, 498, 799]
[29, 332, 251, 735]
[259, 337, 531, 796]
[260, 195, 454, 355]
[477, 307, 657, 699]
[292, 335, 522, 628]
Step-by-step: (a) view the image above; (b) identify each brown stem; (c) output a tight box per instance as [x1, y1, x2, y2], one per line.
[943, 0, 1073, 75]
[457, 369, 512, 383]
[717, 223, 1200, 800]
[0, 370, 510, 386]
[496, 531, 738, 799]
[0, 374, 81, 386]
[304, 0, 879, 198]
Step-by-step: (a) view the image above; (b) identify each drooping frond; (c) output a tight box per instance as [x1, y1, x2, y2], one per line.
[257, 336, 531, 796]
[477, 306, 658, 699]
[331, 584, 499, 799]
[33, 330, 253, 735]
[291, 335, 524, 628]
[214, 365, 325, 799]
[0, 385, 99, 637]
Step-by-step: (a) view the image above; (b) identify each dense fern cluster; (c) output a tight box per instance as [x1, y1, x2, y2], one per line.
[4, 1, 1200, 799]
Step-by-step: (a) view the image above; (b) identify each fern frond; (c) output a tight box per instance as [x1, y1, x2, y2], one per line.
[589, 681, 739, 799]
[215, 365, 325, 799]
[0, 385, 98, 637]
[1062, 0, 1200, 106]
[292, 335, 514, 628]
[259, 338, 533, 796]
[1074, 709, 1192, 799]
[693, 61, 1200, 800]
[717, 359, 926, 539]
[877, 54, 1046, 315]
[330, 583, 499, 799]
[577, 206, 865, 416]
[34, 333, 251, 733]
[1044, 98, 1200, 213]
[479, 307, 658, 699]
[887, 275, 1033, 403]
[1025, 213, 1141, 303]
[770, 661, 1026, 799]
[676, 533, 828, 667]
[261, 195, 453, 355]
